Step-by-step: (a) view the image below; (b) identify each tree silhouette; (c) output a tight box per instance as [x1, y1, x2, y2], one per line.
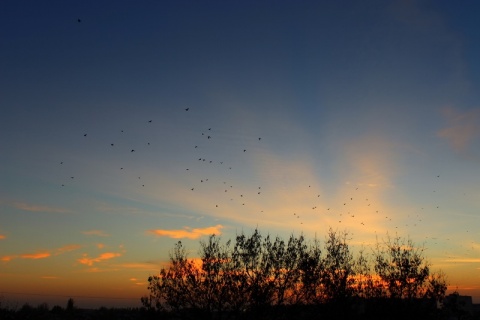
[143, 229, 448, 319]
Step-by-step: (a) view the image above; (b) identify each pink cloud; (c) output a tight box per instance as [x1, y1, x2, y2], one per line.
[438, 107, 480, 152]
[21, 251, 51, 259]
[77, 252, 122, 266]
[1, 244, 81, 262]
[1, 255, 16, 262]
[55, 244, 81, 255]
[148, 224, 224, 239]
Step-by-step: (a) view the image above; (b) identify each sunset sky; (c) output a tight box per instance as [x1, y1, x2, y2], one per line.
[1, 0, 479, 308]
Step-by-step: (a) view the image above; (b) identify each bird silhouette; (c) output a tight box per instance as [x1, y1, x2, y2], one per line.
[185, 108, 189, 111]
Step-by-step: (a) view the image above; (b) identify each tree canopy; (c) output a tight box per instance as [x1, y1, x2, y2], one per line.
[143, 228, 447, 319]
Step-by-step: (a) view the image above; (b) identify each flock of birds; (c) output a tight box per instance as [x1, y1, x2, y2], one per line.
[53, 106, 479, 265]
[65, 17, 467, 256]
[57, 107, 443, 232]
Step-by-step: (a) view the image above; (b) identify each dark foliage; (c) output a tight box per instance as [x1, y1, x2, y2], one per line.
[142, 228, 449, 319]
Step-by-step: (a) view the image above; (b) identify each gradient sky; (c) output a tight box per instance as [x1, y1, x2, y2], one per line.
[1, 0, 480, 308]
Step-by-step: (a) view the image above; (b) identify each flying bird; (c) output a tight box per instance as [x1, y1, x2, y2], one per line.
[185, 108, 189, 111]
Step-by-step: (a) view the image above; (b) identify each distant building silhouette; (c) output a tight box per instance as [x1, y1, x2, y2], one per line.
[443, 293, 474, 319]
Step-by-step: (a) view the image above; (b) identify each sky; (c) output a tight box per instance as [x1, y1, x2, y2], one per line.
[1, 0, 480, 308]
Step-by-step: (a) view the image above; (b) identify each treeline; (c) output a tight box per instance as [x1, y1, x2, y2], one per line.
[142, 228, 448, 320]
[0, 298, 157, 320]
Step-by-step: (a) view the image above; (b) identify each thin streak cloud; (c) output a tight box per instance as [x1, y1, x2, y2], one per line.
[20, 251, 51, 259]
[11, 202, 69, 213]
[55, 244, 82, 255]
[1, 244, 81, 262]
[445, 258, 480, 263]
[148, 225, 224, 239]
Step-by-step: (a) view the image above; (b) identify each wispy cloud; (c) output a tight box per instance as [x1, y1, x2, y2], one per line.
[20, 251, 51, 259]
[1, 255, 16, 262]
[55, 244, 82, 255]
[0, 234, 5, 240]
[115, 262, 160, 271]
[1, 244, 81, 262]
[444, 258, 480, 263]
[82, 230, 110, 237]
[438, 107, 480, 153]
[11, 202, 69, 213]
[77, 252, 122, 266]
[148, 225, 224, 239]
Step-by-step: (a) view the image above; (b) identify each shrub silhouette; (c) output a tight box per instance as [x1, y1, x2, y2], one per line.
[143, 228, 447, 319]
